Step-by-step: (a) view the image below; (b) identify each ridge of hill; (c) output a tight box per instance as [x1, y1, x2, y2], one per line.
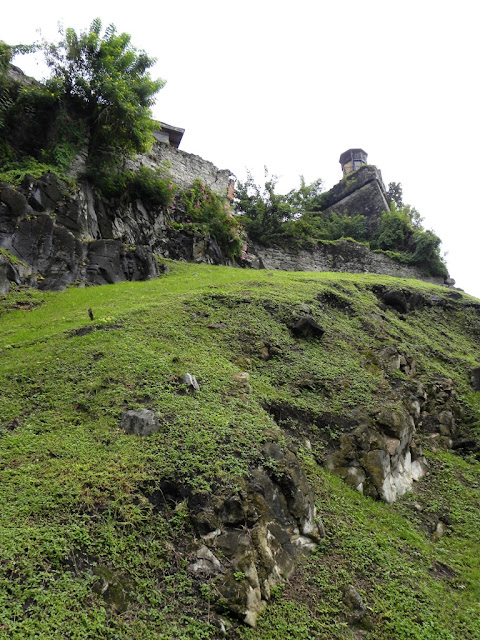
[1, 262, 479, 639]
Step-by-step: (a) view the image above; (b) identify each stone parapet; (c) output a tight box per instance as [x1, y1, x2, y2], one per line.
[132, 142, 234, 196]
[249, 240, 446, 285]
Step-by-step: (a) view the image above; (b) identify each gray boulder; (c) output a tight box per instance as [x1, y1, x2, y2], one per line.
[291, 316, 325, 338]
[343, 584, 367, 623]
[180, 373, 200, 392]
[120, 409, 160, 436]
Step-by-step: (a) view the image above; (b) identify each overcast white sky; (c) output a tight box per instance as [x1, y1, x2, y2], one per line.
[2, 1, 479, 297]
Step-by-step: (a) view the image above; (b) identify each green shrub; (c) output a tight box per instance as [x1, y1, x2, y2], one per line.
[372, 204, 447, 276]
[182, 178, 243, 260]
[92, 166, 176, 209]
[235, 172, 324, 246]
[371, 204, 411, 251]
[236, 173, 369, 247]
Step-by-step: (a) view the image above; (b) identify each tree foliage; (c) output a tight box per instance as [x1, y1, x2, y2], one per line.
[387, 181, 404, 208]
[235, 170, 323, 245]
[371, 203, 446, 276]
[42, 18, 165, 162]
[0, 19, 165, 180]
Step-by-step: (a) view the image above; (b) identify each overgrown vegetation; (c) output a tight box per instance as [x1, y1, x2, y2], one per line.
[236, 172, 447, 276]
[94, 166, 177, 207]
[1, 262, 479, 638]
[180, 178, 244, 259]
[371, 203, 447, 276]
[0, 21, 243, 260]
[0, 18, 163, 183]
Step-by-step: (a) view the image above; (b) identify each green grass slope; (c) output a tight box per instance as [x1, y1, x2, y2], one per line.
[1, 262, 479, 639]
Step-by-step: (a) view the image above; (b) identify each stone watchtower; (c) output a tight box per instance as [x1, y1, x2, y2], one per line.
[339, 148, 368, 176]
[318, 148, 389, 235]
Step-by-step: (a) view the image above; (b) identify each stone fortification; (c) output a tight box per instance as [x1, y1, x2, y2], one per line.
[0, 139, 453, 293]
[134, 142, 234, 195]
[320, 165, 390, 235]
[247, 240, 446, 285]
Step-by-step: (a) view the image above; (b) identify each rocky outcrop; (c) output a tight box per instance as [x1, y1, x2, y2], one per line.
[187, 442, 324, 627]
[0, 251, 35, 293]
[371, 285, 455, 313]
[324, 405, 428, 504]
[266, 340, 467, 506]
[0, 173, 230, 292]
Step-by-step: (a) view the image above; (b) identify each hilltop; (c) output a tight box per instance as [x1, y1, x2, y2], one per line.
[1, 23, 479, 639]
[1, 31, 449, 293]
[1, 262, 480, 639]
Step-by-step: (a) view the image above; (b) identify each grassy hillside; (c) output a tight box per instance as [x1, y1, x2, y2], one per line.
[1, 262, 479, 639]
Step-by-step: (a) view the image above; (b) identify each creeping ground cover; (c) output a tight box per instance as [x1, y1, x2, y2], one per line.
[1, 262, 480, 639]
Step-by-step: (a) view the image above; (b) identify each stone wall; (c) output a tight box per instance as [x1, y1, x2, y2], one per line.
[132, 142, 234, 195]
[248, 240, 446, 285]
[320, 165, 390, 235]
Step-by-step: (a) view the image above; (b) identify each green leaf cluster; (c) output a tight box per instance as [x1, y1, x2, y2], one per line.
[92, 166, 176, 208]
[235, 171, 324, 246]
[371, 203, 447, 276]
[43, 19, 164, 163]
[182, 178, 243, 259]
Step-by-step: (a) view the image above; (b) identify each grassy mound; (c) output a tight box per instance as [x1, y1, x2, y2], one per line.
[1, 262, 479, 639]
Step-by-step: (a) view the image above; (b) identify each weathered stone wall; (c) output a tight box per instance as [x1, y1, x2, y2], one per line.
[248, 240, 446, 285]
[320, 165, 390, 234]
[132, 142, 234, 195]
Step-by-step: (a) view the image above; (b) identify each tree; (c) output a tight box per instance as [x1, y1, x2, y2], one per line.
[371, 203, 410, 251]
[386, 182, 423, 228]
[42, 18, 165, 163]
[235, 170, 324, 245]
[387, 181, 404, 208]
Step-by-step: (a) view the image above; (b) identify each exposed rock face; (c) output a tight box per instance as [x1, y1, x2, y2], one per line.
[320, 374, 466, 503]
[421, 378, 460, 439]
[372, 285, 454, 313]
[0, 252, 34, 293]
[0, 172, 229, 291]
[291, 316, 325, 338]
[187, 442, 324, 627]
[325, 406, 428, 504]
[471, 367, 480, 392]
[86, 241, 158, 286]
